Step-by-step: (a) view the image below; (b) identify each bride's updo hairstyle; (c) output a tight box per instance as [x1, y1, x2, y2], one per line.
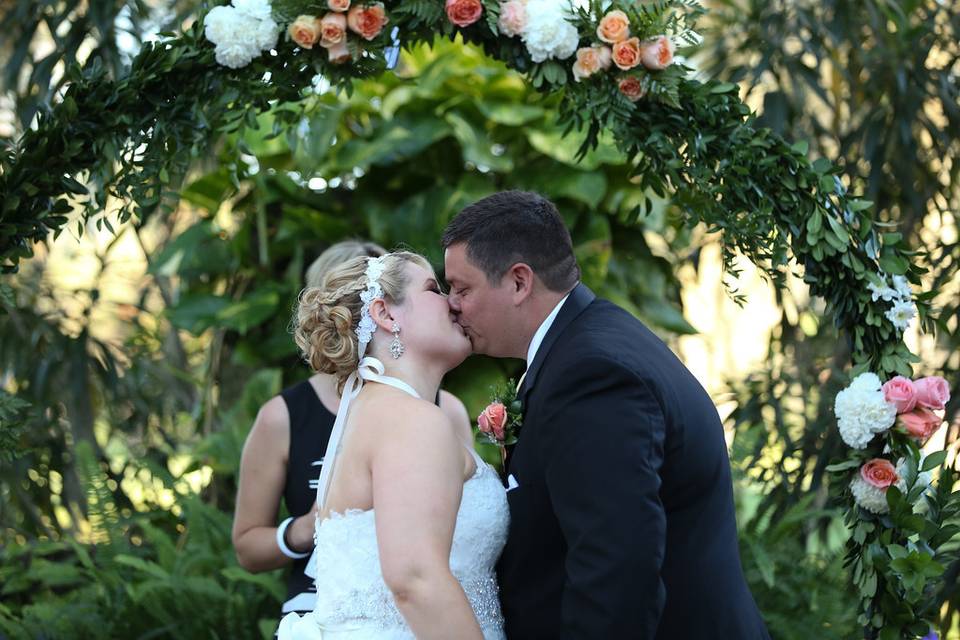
[294, 251, 432, 388]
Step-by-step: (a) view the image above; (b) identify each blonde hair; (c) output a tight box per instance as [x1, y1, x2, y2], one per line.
[294, 251, 433, 388]
[305, 240, 386, 289]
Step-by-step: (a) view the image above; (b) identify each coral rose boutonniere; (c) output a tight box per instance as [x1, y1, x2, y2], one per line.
[476, 379, 524, 467]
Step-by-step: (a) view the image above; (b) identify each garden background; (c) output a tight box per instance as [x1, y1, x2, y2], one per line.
[0, 1, 958, 638]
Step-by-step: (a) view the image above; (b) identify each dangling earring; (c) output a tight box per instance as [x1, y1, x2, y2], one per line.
[390, 322, 405, 359]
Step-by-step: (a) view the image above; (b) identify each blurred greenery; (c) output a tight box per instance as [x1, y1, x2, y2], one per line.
[1, 0, 958, 638]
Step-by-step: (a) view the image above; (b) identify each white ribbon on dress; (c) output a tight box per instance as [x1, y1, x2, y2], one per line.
[304, 356, 419, 580]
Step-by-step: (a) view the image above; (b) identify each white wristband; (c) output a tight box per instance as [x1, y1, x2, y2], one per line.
[276, 516, 311, 559]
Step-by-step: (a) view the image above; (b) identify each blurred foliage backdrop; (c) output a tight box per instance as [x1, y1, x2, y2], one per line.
[0, 1, 957, 639]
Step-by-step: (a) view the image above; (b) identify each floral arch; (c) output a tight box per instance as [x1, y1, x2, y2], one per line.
[0, 0, 955, 637]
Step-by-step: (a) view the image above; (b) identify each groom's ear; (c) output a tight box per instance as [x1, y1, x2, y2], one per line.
[507, 263, 535, 304]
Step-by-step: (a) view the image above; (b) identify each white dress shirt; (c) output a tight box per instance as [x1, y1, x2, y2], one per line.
[525, 293, 571, 365]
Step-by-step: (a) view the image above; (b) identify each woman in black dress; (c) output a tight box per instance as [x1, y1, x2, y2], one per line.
[231, 240, 472, 621]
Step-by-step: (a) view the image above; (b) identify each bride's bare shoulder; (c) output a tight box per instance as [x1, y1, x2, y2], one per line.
[356, 389, 459, 447]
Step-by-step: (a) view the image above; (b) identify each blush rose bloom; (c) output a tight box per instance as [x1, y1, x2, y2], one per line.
[328, 0, 350, 11]
[611, 37, 641, 71]
[882, 375, 918, 414]
[914, 376, 950, 410]
[897, 408, 943, 441]
[347, 3, 388, 40]
[572, 46, 612, 82]
[596, 10, 630, 44]
[478, 402, 508, 441]
[860, 458, 899, 489]
[640, 35, 675, 70]
[498, 0, 526, 38]
[319, 12, 347, 47]
[618, 76, 645, 102]
[288, 15, 322, 49]
[446, 0, 483, 28]
[326, 39, 351, 64]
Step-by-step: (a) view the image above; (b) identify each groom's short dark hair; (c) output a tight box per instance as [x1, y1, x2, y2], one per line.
[442, 191, 579, 292]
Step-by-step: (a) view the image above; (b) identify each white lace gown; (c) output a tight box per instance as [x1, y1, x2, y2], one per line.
[278, 447, 509, 640]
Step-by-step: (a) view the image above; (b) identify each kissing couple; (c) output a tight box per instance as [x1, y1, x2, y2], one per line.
[277, 191, 769, 639]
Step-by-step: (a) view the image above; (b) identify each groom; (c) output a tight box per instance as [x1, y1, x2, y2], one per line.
[443, 191, 769, 639]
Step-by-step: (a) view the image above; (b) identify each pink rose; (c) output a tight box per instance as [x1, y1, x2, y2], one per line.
[498, 0, 526, 38]
[319, 12, 347, 47]
[915, 376, 950, 410]
[596, 10, 630, 44]
[618, 76, 645, 102]
[611, 37, 642, 71]
[347, 3, 388, 40]
[288, 15, 322, 49]
[446, 0, 483, 28]
[860, 459, 899, 489]
[897, 408, 943, 442]
[640, 35, 675, 70]
[882, 376, 917, 414]
[326, 39, 351, 64]
[478, 402, 508, 441]
[572, 46, 612, 82]
[328, 0, 350, 11]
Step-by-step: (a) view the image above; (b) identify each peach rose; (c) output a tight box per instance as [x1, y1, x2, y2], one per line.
[618, 76, 645, 102]
[319, 12, 347, 47]
[446, 0, 483, 28]
[611, 37, 641, 71]
[897, 408, 943, 441]
[882, 376, 917, 414]
[347, 2, 388, 41]
[915, 376, 950, 410]
[478, 402, 508, 441]
[498, 0, 526, 38]
[640, 35, 675, 70]
[288, 15, 322, 49]
[328, 0, 350, 11]
[596, 9, 630, 44]
[572, 46, 612, 82]
[860, 459, 899, 489]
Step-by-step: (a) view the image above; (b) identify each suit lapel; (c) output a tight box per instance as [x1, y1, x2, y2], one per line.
[517, 283, 596, 406]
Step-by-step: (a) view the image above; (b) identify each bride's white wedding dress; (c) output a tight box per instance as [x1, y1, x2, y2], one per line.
[278, 359, 509, 640]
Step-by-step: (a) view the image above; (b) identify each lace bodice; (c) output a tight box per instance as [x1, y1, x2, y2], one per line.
[279, 448, 509, 639]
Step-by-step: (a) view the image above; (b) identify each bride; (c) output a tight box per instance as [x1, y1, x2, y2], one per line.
[278, 251, 508, 640]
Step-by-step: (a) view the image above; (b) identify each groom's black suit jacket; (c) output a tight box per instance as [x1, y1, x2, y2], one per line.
[496, 284, 769, 639]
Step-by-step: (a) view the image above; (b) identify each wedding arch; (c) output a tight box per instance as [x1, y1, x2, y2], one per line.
[0, 1, 954, 636]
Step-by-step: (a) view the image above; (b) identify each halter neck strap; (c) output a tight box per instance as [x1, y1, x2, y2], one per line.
[304, 356, 418, 579]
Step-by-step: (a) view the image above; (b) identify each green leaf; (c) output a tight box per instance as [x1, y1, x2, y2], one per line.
[921, 450, 948, 472]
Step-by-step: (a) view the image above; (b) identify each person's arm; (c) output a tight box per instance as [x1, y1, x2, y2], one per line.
[539, 357, 667, 639]
[372, 401, 484, 640]
[232, 396, 316, 572]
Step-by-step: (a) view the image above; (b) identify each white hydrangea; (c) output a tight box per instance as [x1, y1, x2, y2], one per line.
[204, 0, 279, 69]
[522, 0, 581, 63]
[885, 299, 916, 333]
[851, 458, 933, 514]
[848, 372, 882, 392]
[850, 475, 893, 514]
[232, 0, 273, 21]
[835, 374, 897, 449]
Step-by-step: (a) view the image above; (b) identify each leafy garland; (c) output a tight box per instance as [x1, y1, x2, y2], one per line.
[0, 0, 954, 635]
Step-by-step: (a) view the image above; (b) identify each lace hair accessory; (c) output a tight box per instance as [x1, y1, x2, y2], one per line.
[355, 255, 386, 361]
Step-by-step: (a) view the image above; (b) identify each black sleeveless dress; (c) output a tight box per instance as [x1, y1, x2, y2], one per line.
[279, 379, 335, 615]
